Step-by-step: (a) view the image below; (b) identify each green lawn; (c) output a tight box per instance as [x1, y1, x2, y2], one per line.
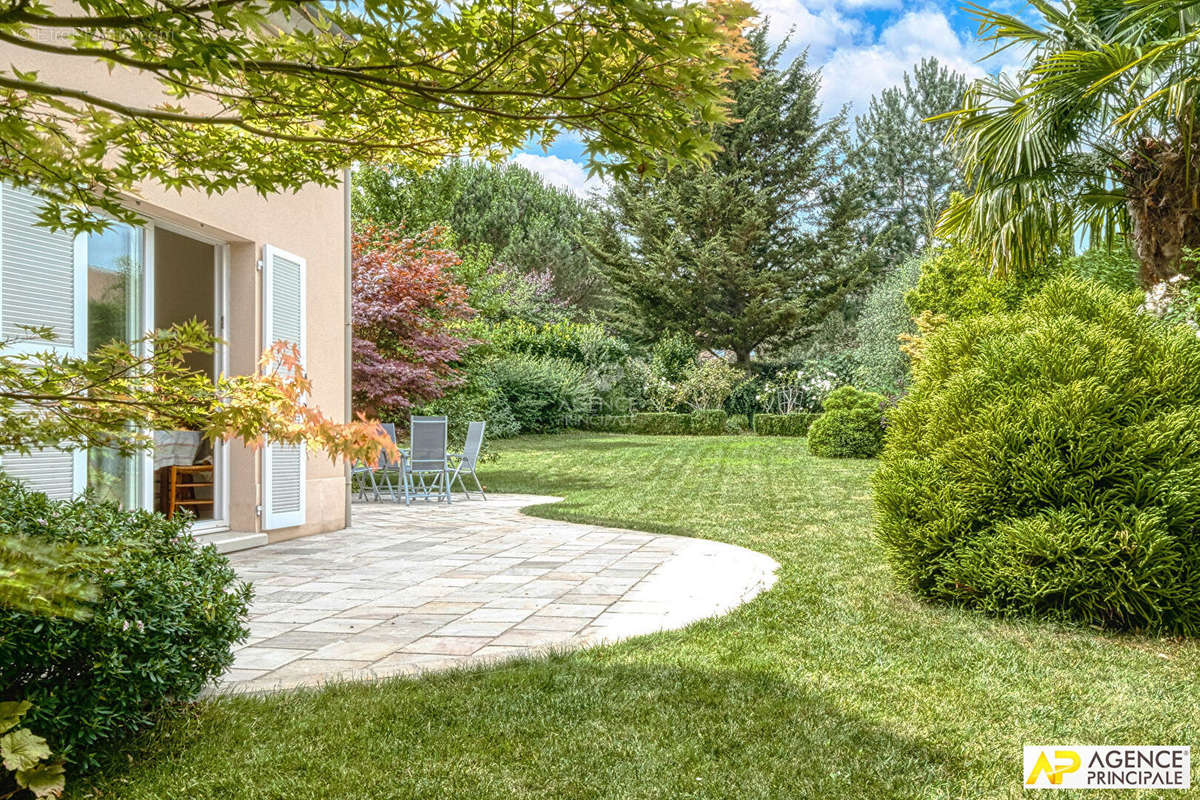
[80, 434, 1200, 799]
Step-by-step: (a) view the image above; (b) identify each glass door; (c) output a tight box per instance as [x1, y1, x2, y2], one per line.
[85, 224, 146, 509]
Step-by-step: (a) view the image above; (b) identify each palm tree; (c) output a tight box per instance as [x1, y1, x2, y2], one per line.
[938, 0, 1200, 286]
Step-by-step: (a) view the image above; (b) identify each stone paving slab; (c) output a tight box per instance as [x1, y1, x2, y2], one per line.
[213, 495, 778, 694]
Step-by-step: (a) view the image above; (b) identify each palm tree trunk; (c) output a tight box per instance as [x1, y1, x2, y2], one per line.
[1120, 136, 1200, 286]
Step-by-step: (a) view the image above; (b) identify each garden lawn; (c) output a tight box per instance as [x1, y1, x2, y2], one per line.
[79, 434, 1200, 800]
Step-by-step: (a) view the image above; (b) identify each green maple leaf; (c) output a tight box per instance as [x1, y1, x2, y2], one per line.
[0, 701, 31, 735]
[16, 759, 66, 798]
[0, 728, 52, 772]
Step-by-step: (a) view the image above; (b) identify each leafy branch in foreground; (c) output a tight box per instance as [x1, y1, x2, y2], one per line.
[0, 0, 755, 233]
[0, 701, 63, 800]
[0, 320, 394, 463]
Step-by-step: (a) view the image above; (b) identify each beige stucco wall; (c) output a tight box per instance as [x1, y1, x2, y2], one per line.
[132, 180, 349, 543]
[0, 17, 351, 542]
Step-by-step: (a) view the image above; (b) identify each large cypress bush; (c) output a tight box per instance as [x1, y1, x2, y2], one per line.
[874, 275, 1200, 634]
[0, 480, 250, 768]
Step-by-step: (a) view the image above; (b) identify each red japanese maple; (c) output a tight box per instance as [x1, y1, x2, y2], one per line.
[352, 225, 474, 414]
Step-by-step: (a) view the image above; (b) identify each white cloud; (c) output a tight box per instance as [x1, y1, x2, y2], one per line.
[815, 9, 990, 115]
[509, 153, 608, 198]
[753, 0, 863, 61]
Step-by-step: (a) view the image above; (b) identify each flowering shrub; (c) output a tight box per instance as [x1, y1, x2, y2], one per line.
[352, 225, 474, 414]
[675, 360, 743, 411]
[757, 365, 837, 414]
[1141, 271, 1200, 334]
[0, 479, 250, 769]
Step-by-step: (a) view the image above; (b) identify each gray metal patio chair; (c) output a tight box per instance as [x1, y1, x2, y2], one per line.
[351, 422, 402, 502]
[402, 415, 451, 505]
[447, 421, 487, 500]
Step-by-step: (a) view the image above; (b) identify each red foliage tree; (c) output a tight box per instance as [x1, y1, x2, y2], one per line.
[352, 225, 474, 414]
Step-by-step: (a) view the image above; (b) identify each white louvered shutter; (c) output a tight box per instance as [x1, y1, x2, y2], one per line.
[0, 184, 85, 498]
[261, 245, 306, 529]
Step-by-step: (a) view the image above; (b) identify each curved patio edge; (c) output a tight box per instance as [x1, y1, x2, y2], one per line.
[212, 494, 780, 695]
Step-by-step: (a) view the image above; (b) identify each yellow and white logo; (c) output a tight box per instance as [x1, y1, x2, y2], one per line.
[1024, 746, 1190, 790]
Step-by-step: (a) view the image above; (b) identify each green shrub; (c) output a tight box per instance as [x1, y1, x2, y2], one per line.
[675, 360, 742, 411]
[581, 411, 726, 435]
[724, 375, 764, 417]
[821, 385, 888, 413]
[485, 355, 595, 433]
[753, 413, 816, 437]
[478, 319, 627, 367]
[580, 415, 634, 433]
[630, 412, 692, 435]
[410, 371, 520, 444]
[905, 243, 1060, 322]
[874, 275, 1200, 634]
[690, 409, 727, 435]
[1067, 246, 1140, 293]
[851, 256, 921, 394]
[649, 333, 697, 382]
[807, 387, 887, 458]
[0, 480, 250, 769]
[726, 414, 750, 434]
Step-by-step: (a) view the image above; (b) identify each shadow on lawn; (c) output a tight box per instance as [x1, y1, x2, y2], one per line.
[87, 658, 967, 800]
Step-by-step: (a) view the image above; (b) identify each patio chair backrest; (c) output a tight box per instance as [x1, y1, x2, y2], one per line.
[461, 421, 486, 470]
[379, 422, 399, 469]
[409, 416, 447, 472]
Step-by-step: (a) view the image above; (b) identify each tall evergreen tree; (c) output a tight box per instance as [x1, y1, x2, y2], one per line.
[587, 33, 882, 367]
[853, 58, 968, 255]
[353, 161, 606, 310]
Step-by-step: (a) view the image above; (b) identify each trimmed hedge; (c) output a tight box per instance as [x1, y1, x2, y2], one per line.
[808, 386, 888, 458]
[582, 410, 727, 436]
[690, 409, 728, 435]
[875, 275, 1200, 634]
[753, 413, 816, 437]
[0, 480, 251, 769]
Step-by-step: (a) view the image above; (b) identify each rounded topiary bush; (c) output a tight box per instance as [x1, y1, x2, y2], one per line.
[0, 479, 251, 768]
[807, 386, 887, 458]
[874, 274, 1200, 634]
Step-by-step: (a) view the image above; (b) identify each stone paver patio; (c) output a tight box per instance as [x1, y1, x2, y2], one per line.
[219, 495, 778, 693]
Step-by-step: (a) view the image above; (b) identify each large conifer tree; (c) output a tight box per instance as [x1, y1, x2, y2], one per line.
[587, 33, 882, 366]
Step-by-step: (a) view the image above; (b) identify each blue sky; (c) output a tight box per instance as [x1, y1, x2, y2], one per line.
[515, 0, 1024, 196]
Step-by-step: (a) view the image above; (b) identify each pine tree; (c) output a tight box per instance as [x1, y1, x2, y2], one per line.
[853, 58, 968, 255]
[587, 33, 882, 367]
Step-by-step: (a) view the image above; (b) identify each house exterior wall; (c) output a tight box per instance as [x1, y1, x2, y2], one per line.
[0, 13, 351, 542]
[135, 183, 351, 542]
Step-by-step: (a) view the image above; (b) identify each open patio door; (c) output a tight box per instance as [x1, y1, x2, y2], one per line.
[0, 184, 87, 498]
[261, 244, 306, 530]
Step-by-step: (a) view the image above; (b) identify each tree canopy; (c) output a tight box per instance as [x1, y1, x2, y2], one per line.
[0, 0, 755, 232]
[353, 161, 606, 310]
[352, 225, 474, 415]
